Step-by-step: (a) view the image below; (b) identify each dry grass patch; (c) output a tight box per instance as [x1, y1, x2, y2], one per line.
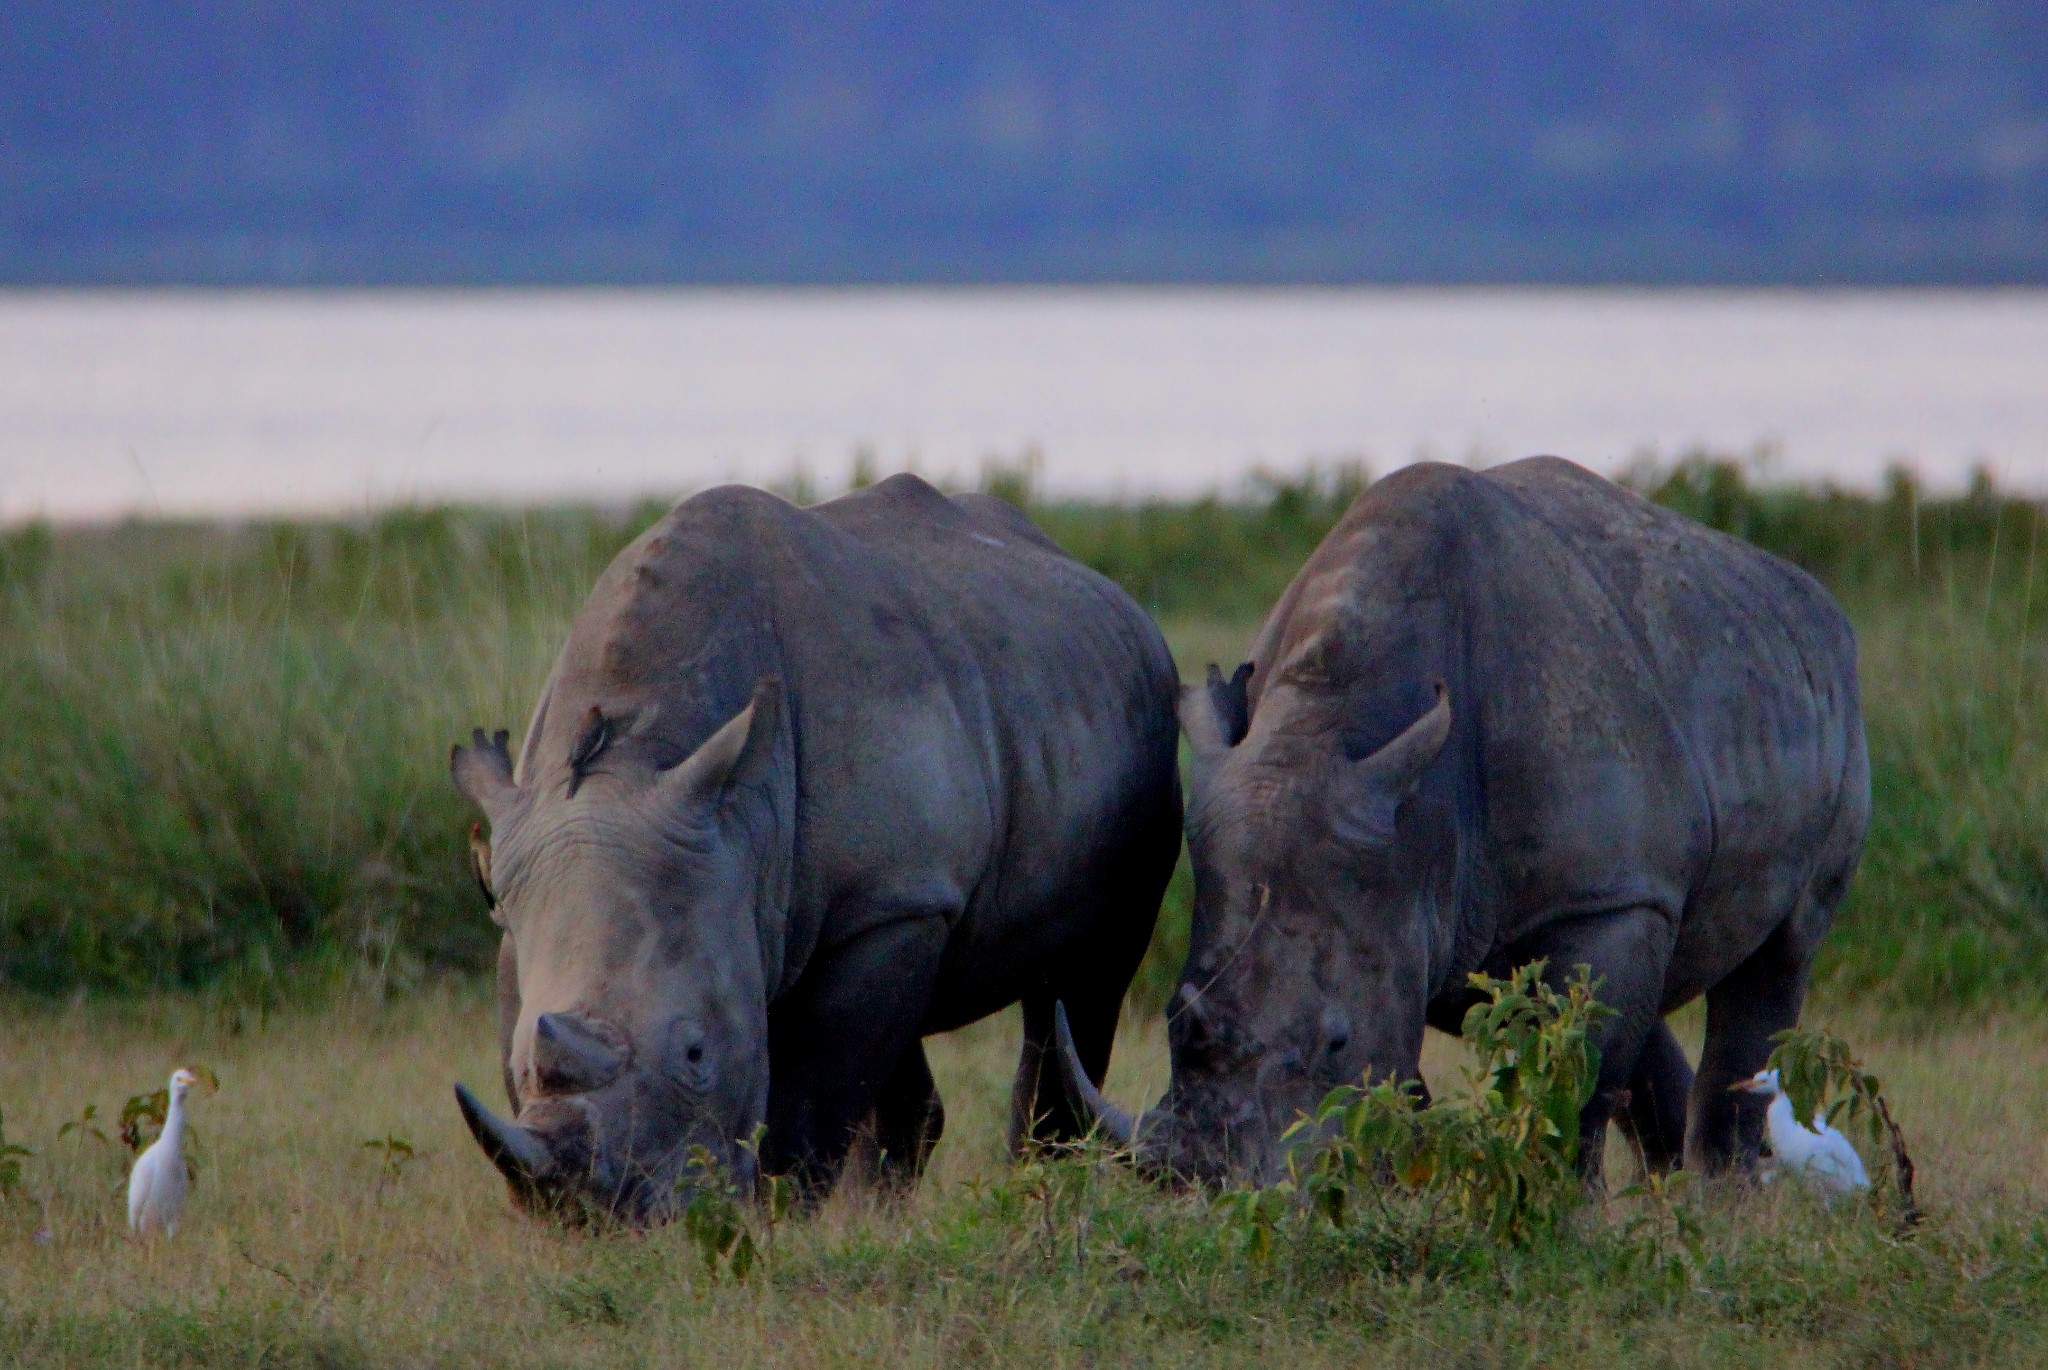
[2, 992, 2045, 1367]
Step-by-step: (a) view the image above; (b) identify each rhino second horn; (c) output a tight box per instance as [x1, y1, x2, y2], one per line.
[455, 1081, 551, 1191]
[532, 1012, 629, 1093]
[1052, 1001, 1142, 1149]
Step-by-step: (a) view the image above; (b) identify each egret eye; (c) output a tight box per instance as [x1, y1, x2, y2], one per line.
[686, 1044, 704, 1064]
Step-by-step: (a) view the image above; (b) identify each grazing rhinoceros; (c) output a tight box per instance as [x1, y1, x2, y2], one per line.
[451, 474, 1181, 1221]
[1056, 457, 1868, 1186]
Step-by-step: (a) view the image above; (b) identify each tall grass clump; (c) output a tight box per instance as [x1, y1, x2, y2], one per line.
[0, 508, 660, 993]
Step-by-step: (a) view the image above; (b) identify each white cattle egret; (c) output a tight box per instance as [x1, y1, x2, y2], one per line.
[127, 1068, 200, 1238]
[1737, 1067, 1870, 1195]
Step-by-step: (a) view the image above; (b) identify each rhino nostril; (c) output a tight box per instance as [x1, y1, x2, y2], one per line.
[1319, 1005, 1351, 1056]
[669, 1020, 716, 1092]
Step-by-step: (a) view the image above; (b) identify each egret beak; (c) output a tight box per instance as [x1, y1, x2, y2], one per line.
[1730, 1073, 1770, 1093]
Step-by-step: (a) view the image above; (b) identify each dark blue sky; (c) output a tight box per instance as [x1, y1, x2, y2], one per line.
[5, 3, 2045, 283]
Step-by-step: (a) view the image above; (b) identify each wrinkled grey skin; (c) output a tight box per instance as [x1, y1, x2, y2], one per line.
[451, 474, 1181, 1222]
[1060, 458, 1867, 1188]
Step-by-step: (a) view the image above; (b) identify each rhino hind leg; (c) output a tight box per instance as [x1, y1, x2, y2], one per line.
[1685, 918, 1814, 1175]
[1616, 1018, 1692, 1174]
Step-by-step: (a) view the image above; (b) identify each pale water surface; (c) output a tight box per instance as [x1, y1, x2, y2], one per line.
[3, 288, 2045, 522]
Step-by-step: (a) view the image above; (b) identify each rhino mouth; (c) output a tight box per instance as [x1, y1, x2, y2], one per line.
[454, 1083, 636, 1221]
[454, 1081, 749, 1225]
[1047, 1002, 1208, 1182]
[1049, 1000, 1306, 1187]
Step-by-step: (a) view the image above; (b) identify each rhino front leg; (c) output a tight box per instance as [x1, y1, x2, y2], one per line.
[1508, 906, 1677, 1187]
[764, 913, 950, 1203]
[1617, 1017, 1692, 1174]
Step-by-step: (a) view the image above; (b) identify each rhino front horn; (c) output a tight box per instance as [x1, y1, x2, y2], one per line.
[455, 1081, 551, 1192]
[1052, 1002, 1143, 1149]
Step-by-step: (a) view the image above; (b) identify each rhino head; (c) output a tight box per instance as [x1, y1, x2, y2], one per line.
[1055, 663, 1452, 1186]
[449, 679, 785, 1224]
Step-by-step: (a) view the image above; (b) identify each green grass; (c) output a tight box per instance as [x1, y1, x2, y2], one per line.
[2, 457, 2045, 1015]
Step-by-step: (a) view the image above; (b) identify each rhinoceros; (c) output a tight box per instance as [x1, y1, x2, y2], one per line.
[1056, 457, 1868, 1185]
[450, 474, 1182, 1220]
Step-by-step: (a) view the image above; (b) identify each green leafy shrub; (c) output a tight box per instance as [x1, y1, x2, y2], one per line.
[1231, 962, 1612, 1256]
[678, 1146, 766, 1280]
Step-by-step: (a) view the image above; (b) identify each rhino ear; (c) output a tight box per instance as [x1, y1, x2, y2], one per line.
[658, 677, 782, 811]
[1333, 683, 1451, 847]
[1181, 662, 1251, 792]
[1209, 661, 1253, 746]
[452, 728, 519, 830]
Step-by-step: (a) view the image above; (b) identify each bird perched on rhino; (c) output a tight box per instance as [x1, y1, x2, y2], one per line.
[127, 1068, 202, 1239]
[1737, 1068, 1870, 1196]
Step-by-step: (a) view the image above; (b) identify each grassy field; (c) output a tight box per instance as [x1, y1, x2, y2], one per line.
[3, 458, 2048, 1365]
[1, 992, 2045, 1367]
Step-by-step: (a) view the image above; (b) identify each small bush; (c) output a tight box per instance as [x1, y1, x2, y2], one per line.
[1230, 962, 1611, 1259]
[0, 1106, 32, 1199]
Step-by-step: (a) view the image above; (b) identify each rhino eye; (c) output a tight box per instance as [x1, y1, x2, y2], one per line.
[669, 1020, 715, 1092]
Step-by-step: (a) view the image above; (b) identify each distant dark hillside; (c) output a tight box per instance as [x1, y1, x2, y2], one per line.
[4, 3, 2045, 284]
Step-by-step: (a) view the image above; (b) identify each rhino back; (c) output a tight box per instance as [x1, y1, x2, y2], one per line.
[1248, 458, 1863, 1003]
[813, 477, 1183, 1025]
[523, 474, 1178, 1018]
[1481, 458, 1867, 991]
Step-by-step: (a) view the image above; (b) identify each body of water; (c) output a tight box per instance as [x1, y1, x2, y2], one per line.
[3, 288, 2045, 522]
